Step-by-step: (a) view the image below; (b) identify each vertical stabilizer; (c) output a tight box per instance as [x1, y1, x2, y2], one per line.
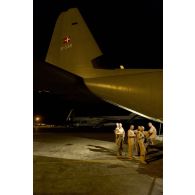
[45, 8, 102, 78]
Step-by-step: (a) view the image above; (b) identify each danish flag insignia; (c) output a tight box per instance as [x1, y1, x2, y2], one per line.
[63, 36, 71, 44]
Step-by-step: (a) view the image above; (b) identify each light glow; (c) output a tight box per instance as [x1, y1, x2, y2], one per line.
[35, 116, 40, 122]
[120, 65, 125, 69]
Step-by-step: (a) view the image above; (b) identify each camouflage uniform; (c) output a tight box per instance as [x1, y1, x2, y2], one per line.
[127, 125, 135, 159]
[137, 127, 147, 164]
[115, 123, 125, 156]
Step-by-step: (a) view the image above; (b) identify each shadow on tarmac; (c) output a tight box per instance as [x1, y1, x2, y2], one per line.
[87, 145, 116, 156]
[137, 158, 163, 178]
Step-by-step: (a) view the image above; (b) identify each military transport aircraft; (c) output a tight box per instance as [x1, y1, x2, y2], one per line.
[35, 8, 163, 123]
[64, 109, 143, 128]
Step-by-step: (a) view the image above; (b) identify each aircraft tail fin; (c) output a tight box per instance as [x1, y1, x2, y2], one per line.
[45, 8, 102, 78]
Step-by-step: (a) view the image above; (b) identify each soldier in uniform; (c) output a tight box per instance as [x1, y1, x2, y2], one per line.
[114, 123, 125, 156]
[127, 125, 136, 160]
[114, 123, 120, 141]
[137, 126, 147, 164]
[143, 128, 151, 153]
[134, 128, 140, 156]
[148, 122, 157, 145]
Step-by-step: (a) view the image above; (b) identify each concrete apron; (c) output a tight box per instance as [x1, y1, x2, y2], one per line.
[34, 133, 163, 195]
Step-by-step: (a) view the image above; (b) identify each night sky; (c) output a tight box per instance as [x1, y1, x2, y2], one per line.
[34, 0, 162, 67]
[34, 0, 163, 123]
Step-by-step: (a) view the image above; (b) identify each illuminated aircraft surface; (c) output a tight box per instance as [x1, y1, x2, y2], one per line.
[36, 8, 163, 123]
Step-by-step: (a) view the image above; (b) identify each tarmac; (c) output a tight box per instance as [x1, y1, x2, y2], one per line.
[33, 129, 163, 195]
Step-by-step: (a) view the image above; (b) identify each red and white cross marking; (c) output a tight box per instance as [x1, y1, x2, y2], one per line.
[63, 36, 71, 44]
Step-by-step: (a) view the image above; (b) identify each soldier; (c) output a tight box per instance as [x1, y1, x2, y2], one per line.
[114, 123, 125, 156]
[127, 125, 136, 160]
[143, 128, 151, 153]
[134, 127, 140, 156]
[148, 122, 157, 145]
[137, 126, 147, 164]
[114, 123, 120, 140]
